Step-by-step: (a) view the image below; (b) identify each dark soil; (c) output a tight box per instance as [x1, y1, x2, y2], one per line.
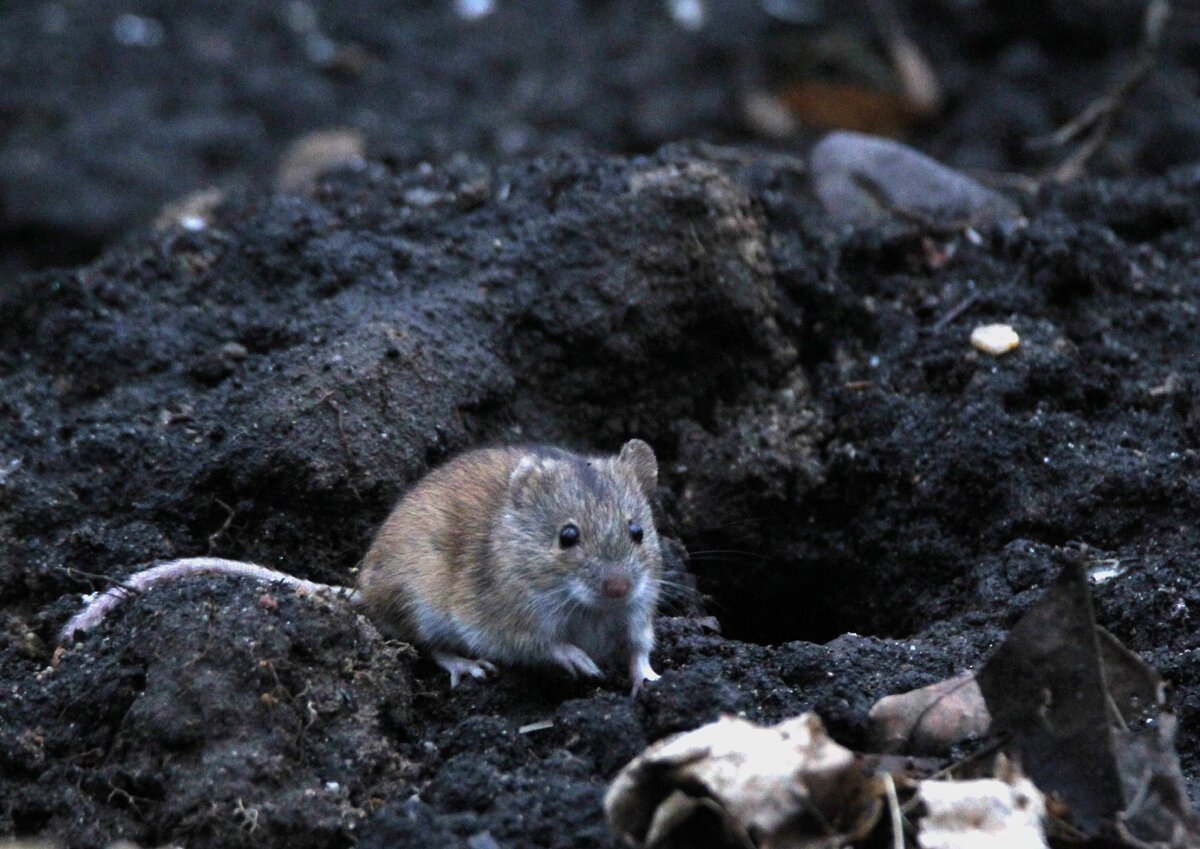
[4, 2, 1200, 848]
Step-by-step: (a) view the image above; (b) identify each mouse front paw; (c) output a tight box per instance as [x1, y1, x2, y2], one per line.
[549, 643, 602, 679]
[431, 649, 498, 687]
[629, 651, 660, 696]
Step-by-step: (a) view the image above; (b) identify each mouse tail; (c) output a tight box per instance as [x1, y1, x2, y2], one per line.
[58, 557, 357, 646]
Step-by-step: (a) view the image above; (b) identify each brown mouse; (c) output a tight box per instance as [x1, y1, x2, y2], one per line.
[59, 440, 664, 694]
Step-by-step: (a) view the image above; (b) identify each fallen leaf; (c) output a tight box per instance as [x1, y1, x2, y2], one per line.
[917, 758, 1048, 849]
[605, 713, 881, 849]
[867, 671, 991, 754]
[976, 561, 1200, 845]
[778, 82, 912, 137]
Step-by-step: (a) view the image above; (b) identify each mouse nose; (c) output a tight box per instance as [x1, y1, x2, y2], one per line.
[601, 574, 630, 599]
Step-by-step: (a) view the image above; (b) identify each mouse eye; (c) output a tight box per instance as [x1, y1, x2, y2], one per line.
[559, 523, 580, 548]
[628, 521, 644, 545]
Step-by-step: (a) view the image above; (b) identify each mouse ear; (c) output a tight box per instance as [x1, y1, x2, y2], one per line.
[508, 455, 559, 507]
[618, 439, 658, 496]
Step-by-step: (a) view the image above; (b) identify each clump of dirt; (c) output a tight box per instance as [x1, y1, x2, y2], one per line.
[4, 138, 1200, 847]
[2, 581, 412, 847]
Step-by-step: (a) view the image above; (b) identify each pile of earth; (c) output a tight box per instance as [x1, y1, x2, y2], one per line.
[3, 135, 1200, 847]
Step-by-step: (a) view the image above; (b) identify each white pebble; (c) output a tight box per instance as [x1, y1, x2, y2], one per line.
[667, 0, 705, 31]
[970, 323, 1019, 356]
[113, 13, 164, 48]
[455, 0, 496, 21]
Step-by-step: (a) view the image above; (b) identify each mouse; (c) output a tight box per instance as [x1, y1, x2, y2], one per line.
[58, 440, 664, 695]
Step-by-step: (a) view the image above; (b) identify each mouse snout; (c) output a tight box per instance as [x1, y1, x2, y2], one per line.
[601, 573, 630, 600]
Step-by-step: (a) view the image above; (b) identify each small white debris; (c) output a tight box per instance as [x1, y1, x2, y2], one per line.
[1087, 559, 1124, 584]
[403, 187, 444, 208]
[0, 457, 21, 486]
[276, 129, 365, 192]
[304, 33, 336, 65]
[741, 90, 799, 141]
[154, 187, 224, 233]
[667, 0, 705, 31]
[455, 0, 496, 20]
[918, 773, 1048, 849]
[971, 324, 1020, 356]
[113, 13, 164, 48]
[467, 831, 502, 849]
[518, 719, 555, 734]
[760, 0, 823, 24]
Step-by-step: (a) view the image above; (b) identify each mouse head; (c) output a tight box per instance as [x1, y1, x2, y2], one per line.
[497, 440, 663, 613]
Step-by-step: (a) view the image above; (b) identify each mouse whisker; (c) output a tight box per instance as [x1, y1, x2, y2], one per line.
[683, 549, 769, 560]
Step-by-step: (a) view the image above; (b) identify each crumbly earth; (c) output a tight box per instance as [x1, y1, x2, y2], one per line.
[5, 3, 1200, 849]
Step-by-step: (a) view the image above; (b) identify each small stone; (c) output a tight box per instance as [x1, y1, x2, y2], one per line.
[456, 177, 491, 210]
[113, 13, 164, 48]
[810, 131, 1021, 227]
[276, 128, 365, 192]
[221, 342, 249, 361]
[970, 323, 1020, 356]
[667, 0, 706, 32]
[154, 187, 224, 232]
[454, 0, 496, 21]
[403, 187, 445, 208]
[466, 832, 502, 849]
[742, 90, 799, 141]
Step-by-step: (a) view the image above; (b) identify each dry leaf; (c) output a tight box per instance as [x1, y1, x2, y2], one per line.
[977, 561, 1200, 846]
[778, 82, 913, 137]
[867, 671, 991, 754]
[605, 713, 881, 849]
[918, 760, 1047, 849]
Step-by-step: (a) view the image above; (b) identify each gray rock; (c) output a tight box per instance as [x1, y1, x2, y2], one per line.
[810, 131, 1021, 226]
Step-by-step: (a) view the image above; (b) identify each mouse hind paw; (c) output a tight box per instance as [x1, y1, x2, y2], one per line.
[431, 649, 498, 687]
[549, 643, 602, 679]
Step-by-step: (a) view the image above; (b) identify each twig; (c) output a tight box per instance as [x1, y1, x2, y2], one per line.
[850, 173, 975, 235]
[311, 389, 363, 499]
[868, 0, 943, 116]
[56, 565, 136, 593]
[900, 736, 1009, 813]
[883, 773, 905, 849]
[1034, 0, 1171, 182]
[206, 497, 236, 553]
[932, 292, 980, 331]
